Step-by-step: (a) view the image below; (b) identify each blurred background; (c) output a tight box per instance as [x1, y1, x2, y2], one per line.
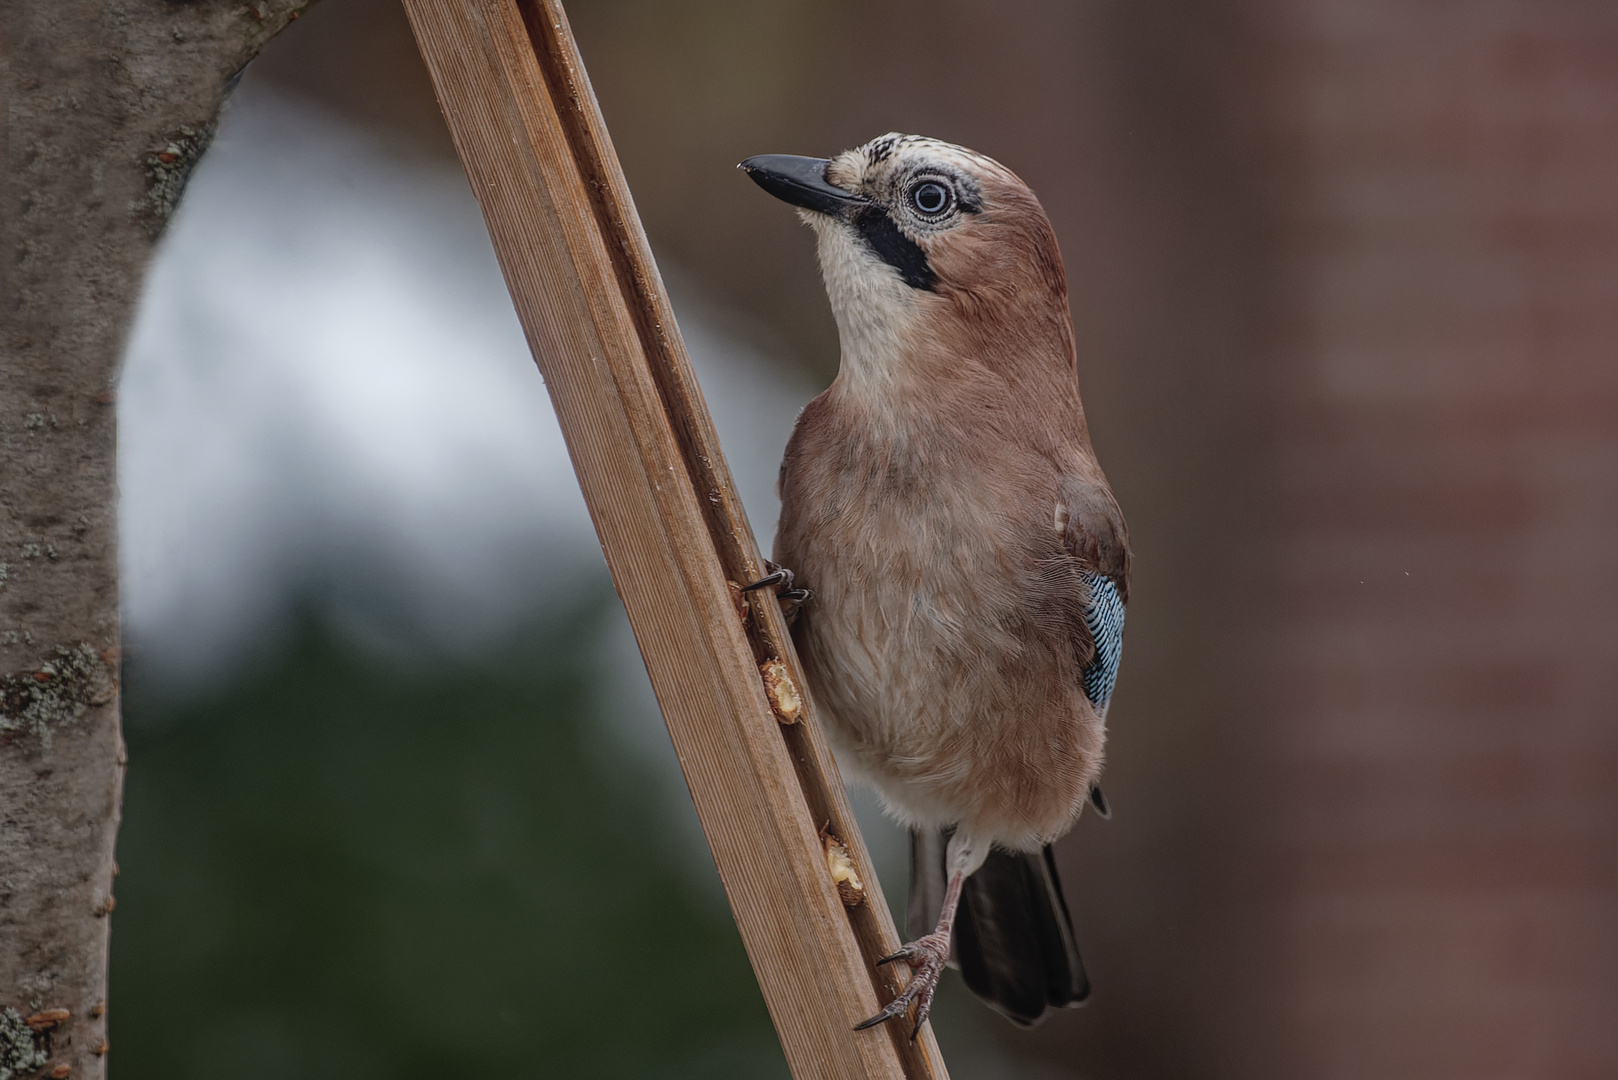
[112, 1, 1618, 1077]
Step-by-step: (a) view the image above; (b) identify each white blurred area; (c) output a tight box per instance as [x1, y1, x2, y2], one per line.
[119, 83, 814, 683]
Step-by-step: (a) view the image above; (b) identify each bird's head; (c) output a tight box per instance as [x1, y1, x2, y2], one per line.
[741, 133, 1073, 389]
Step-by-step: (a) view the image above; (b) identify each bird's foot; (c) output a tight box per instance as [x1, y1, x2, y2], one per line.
[742, 563, 813, 605]
[853, 930, 950, 1041]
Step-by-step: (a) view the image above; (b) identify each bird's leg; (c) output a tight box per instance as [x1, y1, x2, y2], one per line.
[854, 861, 967, 1040]
[742, 562, 813, 604]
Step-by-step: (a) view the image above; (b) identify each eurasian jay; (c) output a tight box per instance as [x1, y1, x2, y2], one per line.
[740, 134, 1129, 1037]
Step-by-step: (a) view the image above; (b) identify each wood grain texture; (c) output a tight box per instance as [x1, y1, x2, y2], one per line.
[400, 2, 948, 1076]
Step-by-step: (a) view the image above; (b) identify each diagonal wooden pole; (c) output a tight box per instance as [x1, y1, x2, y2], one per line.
[400, 2, 949, 1076]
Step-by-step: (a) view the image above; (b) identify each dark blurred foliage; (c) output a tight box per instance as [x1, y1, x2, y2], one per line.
[112, 602, 786, 1080]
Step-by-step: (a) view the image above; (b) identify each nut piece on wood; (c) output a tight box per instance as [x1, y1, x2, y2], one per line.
[50, 1064, 71, 1078]
[820, 827, 866, 908]
[759, 659, 802, 724]
[91, 1040, 110, 1056]
[26, 1009, 71, 1031]
[93, 895, 116, 916]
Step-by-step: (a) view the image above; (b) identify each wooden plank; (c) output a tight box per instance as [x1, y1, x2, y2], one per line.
[400, 2, 949, 1077]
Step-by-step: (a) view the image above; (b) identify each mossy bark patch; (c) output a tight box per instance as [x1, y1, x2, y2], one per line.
[0, 1008, 48, 1080]
[137, 123, 218, 237]
[0, 644, 115, 747]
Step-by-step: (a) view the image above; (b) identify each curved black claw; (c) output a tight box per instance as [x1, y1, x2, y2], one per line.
[853, 996, 909, 1032]
[874, 946, 917, 968]
[853, 969, 936, 1039]
[742, 565, 812, 610]
[741, 565, 794, 592]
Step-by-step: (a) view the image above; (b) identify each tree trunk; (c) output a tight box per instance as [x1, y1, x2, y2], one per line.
[1, 3, 310, 1076]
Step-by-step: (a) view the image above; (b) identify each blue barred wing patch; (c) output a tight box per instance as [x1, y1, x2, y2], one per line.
[1080, 573, 1125, 713]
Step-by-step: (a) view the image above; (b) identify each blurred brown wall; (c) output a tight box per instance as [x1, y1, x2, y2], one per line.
[254, 1, 1618, 1076]
[1241, 2, 1618, 1077]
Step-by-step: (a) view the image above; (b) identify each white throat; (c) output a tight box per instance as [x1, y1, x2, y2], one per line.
[806, 213, 923, 403]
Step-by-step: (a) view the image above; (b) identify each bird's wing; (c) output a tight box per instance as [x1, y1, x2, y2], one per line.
[1077, 571, 1125, 715]
[1056, 478, 1130, 715]
[1057, 478, 1130, 599]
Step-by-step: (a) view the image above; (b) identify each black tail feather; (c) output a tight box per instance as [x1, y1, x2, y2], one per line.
[908, 830, 1089, 1027]
[1088, 783, 1111, 819]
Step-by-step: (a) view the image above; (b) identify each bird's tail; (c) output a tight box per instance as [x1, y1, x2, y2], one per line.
[908, 828, 1090, 1027]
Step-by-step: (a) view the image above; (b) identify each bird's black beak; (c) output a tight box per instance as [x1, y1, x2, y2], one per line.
[739, 154, 867, 217]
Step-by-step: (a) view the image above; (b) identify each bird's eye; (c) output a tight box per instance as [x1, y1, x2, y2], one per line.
[909, 180, 952, 216]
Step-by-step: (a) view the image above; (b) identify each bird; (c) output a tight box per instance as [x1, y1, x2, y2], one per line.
[739, 133, 1129, 1037]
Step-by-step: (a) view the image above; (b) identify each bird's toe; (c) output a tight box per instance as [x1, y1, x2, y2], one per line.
[856, 932, 950, 1036]
[741, 562, 794, 592]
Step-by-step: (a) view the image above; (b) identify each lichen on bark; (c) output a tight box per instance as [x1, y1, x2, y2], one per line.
[137, 123, 218, 236]
[0, 1008, 47, 1080]
[0, 644, 116, 748]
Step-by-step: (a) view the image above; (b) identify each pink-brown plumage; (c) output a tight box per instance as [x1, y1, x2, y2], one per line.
[773, 135, 1128, 853]
[743, 133, 1129, 1031]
